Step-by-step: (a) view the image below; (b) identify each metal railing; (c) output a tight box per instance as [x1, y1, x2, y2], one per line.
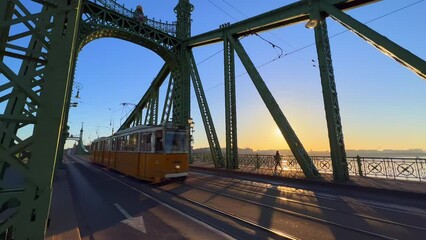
[89, 0, 177, 35]
[192, 153, 426, 181]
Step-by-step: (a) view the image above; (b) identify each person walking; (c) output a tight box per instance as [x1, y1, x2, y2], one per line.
[274, 151, 282, 171]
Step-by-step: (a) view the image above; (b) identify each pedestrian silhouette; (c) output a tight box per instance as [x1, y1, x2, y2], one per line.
[274, 151, 282, 171]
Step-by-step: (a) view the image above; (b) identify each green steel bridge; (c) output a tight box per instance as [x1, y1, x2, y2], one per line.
[0, 0, 425, 238]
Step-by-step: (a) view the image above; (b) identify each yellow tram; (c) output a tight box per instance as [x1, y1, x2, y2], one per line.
[90, 122, 189, 182]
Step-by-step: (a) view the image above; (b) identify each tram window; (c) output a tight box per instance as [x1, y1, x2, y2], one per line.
[117, 136, 126, 151]
[128, 133, 138, 151]
[112, 138, 117, 151]
[155, 130, 163, 152]
[121, 135, 130, 151]
[139, 133, 151, 152]
[105, 139, 111, 151]
[164, 131, 187, 153]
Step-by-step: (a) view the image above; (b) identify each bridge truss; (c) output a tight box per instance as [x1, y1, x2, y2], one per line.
[0, 0, 425, 238]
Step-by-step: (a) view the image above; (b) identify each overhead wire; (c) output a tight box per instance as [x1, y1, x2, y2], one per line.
[206, 0, 284, 60]
[198, 0, 424, 87]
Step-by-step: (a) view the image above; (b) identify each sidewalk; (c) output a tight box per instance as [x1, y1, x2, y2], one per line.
[45, 159, 81, 240]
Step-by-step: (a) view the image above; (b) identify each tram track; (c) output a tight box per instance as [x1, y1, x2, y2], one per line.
[70, 155, 297, 239]
[181, 176, 426, 232]
[165, 179, 424, 239]
[189, 171, 426, 217]
[70, 155, 425, 239]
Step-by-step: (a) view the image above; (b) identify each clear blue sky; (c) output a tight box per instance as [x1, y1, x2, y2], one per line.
[66, 0, 426, 151]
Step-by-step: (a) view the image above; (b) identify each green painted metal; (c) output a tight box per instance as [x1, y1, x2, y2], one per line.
[187, 0, 380, 48]
[144, 90, 159, 125]
[223, 31, 239, 169]
[321, 3, 426, 80]
[310, 1, 349, 182]
[0, 0, 83, 238]
[119, 63, 171, 130]
[189, 52, 226, 168]
[229, 36, 320, 178]
[1, 0, 423, 236]
[78, 1, 178, 62]
[161, 74, 175, 123]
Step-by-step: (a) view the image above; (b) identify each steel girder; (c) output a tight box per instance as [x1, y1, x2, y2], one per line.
[171, 0, 192, 126]
[229, 36, 320, 178]
[189, 52, 225, 168]
[320, 3, 426, 80]
[310, 1, 349, 181]
[78, 1, 178, 62]
[187, 0, 381, 47]
[161, 75, 175, 123]
[223, 32, 238, 169]
[144, 90, 159, 126]
[119, 63, 171, 131]
[0, 0, 82, 238]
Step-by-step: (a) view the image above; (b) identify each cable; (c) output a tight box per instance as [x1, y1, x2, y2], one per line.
[242, 0, 425, 72]
[196, 49, 224, 65]
[207, 0, 238, 21]
[199, 0, 424, 90]
[206, 0, 285, 61]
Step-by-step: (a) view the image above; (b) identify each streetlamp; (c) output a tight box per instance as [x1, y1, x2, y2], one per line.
[73, 82, 83, 99]
[188, 118, 195, 164]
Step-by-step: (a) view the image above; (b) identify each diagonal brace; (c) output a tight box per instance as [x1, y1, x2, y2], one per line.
[321, 3, 426, 80]
[229, 35, 320, 178]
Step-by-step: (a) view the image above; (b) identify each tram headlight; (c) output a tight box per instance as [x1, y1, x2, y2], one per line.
[175, 164, 181, 169]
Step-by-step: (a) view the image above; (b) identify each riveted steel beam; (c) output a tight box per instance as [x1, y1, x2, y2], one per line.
[189, 52, 225, 168]
[119, 63, 171, 131]
[229, 36, 320, 178]
[321, 2, 426, 80]
[310, 1, 349, 181]
[224, 31, 238, 169]
[187, 0, 380, 47]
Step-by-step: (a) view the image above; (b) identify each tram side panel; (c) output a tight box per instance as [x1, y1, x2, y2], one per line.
[109, 151, 116, 169]
[115, 152, 139, 178]
[138, 152, 147, 179]
[101, 150, 108, 167]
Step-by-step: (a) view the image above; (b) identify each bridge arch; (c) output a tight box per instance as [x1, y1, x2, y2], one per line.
[78, 28, 177, 65]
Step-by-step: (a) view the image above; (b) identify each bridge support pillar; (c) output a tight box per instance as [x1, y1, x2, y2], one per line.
[224, 32, 238, 169]
[0, 0, 83, 238]
[310, 3, 349, 182]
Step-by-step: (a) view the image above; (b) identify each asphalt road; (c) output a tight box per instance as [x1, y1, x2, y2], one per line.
[65, 155, 231, 240]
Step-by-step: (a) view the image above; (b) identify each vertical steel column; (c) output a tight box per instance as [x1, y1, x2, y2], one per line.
[22, 0, 82, 237]
[229, 36, 320, 178]
[223, 31, 238, 169]
[173, 0, 193, 125]
[0, 0, 17, 183]
[0, 0, 83, 238]
[310, 1, 349, 181]
[189, 52, 225, 168]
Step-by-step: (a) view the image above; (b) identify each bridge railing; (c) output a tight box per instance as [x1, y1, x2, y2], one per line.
[89, 0, 177, 35]
[192, 153, 426, 181]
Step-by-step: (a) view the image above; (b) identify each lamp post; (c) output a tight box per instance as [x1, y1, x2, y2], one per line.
[73, 81, 83, 99]
[188, 118, 195, 164]
[57, 81, 83, 169]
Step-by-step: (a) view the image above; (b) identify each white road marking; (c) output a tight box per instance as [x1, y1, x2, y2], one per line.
[70, 155, 235, 240]
[114, 203, 147, 234]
